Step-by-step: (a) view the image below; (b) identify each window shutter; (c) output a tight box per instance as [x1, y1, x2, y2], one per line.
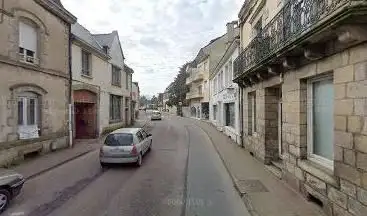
[19, 22, 37, 52]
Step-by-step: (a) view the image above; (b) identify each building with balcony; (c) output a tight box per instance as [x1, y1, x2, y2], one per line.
[186, 35, 228, 119]
[0, 0, 76, 166]
[209, 21, 241, 144]
[131, 81, 139, 122]
[233, 0, 367, 215]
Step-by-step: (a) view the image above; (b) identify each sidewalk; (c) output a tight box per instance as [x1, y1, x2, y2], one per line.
[192, 119, 326, 216]
[13, 112, 149, 180]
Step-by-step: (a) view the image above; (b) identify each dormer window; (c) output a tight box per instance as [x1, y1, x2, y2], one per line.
[19, 21, 38, 65]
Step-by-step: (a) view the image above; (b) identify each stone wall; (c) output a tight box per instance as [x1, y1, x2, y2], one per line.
[241, 42, 367, 215]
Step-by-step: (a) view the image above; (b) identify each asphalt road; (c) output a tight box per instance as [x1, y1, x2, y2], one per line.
[5, 112, 249, 216]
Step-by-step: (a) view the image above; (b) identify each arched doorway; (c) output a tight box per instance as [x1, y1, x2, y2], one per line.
[73, 90, 97, 139]
[190, 106, 197, 117]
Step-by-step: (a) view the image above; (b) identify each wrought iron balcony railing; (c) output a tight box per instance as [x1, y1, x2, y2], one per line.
[234, 0, 352, 79]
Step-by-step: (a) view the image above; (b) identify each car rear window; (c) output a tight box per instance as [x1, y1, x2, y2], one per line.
[105, 133, 133, 146]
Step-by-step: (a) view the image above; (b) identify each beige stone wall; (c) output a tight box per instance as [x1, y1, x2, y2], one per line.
[241, 42, 367, 215]
[0, 64, 69, 143]
[0, 0, 69, 75]
[0, 0, 71, 166]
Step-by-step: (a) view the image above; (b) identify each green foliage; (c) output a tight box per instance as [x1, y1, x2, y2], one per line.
[139, 95, 149, 107]
[166, 63, 189, 106]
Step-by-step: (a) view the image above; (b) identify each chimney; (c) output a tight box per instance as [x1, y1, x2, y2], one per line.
[226, 21, 238, 44]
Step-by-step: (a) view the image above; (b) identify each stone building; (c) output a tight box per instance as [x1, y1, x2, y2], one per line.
[209, 22, 241, 144]
[131, 81, 139, 122]
[186, 35, 227, 119]
[92, 31, 133, 132]
[234, 0, 367, 215]
[71, 22, 110, 139]
[0, 0, 76, 166]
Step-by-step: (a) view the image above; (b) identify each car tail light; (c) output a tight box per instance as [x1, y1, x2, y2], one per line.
[131, 145, 138, 155]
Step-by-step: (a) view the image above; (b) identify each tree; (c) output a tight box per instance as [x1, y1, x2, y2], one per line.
[151, 95, 158, 106]
[139, 95, 149, 107]
[166, 63, 189, 106]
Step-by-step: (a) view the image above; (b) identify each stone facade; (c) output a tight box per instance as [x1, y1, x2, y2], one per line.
[0, 0, 76, 166]
[241, 43, 367, 215]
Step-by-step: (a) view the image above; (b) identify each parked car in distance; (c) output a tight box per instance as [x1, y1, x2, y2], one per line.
[0, 169, 25, 213]
[151, 111, 162, 120]
[99, 128, 152, 167]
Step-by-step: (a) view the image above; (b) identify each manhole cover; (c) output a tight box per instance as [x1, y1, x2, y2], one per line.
[236, 179, 269, 193]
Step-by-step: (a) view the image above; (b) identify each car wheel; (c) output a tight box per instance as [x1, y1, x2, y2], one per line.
[136, 153, 143, 167]
[148, 140, 152, 152]
[0, 189, 10, 213]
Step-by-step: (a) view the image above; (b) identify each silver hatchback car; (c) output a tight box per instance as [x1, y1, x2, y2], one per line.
[99, 128, 152, 167]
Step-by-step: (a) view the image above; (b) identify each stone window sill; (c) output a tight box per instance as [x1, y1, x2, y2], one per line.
[298, 159, 338, 187]
[81, 74, 93, 79]
[112, 83, 121, 88]
[109, 119, 122, 124]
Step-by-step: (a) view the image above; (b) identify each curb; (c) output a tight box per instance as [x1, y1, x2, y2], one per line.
[192, 120, 259, 216]
[25, 149, 95, 180]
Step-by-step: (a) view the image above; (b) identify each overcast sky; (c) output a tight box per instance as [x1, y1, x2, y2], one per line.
[62, 0, 242, 97]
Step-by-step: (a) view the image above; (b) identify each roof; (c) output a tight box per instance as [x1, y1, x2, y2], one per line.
[110, 128, 142, 134]
[35, 0, 77, 24]
[124, 65, 134, 74]
[93, 32, 116, 48]
[49, 0, 63, 6]
[71, 23, 109, 58]
[93, 31, 125, 59]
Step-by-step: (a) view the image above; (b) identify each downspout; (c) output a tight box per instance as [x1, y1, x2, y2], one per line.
[68, 25, 73, 148]
[239, 83, 244, 148]
[0, 0, 4, 24]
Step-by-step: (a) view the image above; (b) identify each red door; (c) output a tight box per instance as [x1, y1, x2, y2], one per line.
[74, 90, 97, 139]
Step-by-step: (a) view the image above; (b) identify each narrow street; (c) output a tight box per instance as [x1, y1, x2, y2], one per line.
[4, 112, 250, 216]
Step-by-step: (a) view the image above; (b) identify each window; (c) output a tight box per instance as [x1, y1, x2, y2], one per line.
[19, 21, 38, 64]
[104, 133, 133, 146]
[136, 131, 144, 142]
[229, 60, 233, 83]
[81, 50, 91, 76]
[109, 94, 122, 121]
[213, 105, 217, 120]
[17, 92, 39, 139]
[225, 65, 229, 87]
[248, 92, 257, 134]
[225, 103, 235, 127]
[141, 130, 148, 138]
[198, 86, 203, 95]
[307, 76, 334, 168]
[126, 73, 129, 89]
[112, 66, 121, 86]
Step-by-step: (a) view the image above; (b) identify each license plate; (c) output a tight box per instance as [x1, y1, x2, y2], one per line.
[112, 148, 124, 152]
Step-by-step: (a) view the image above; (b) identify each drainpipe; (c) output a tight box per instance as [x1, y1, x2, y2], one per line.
[68, 25, 73, 148]
[0, 0, 4, 24]
[239, 83, 244, 148]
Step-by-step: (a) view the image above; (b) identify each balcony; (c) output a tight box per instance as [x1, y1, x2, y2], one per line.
[234, 0, 367, 85]
[186, 69, 204, 85]
[186, 91, 203, 99]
